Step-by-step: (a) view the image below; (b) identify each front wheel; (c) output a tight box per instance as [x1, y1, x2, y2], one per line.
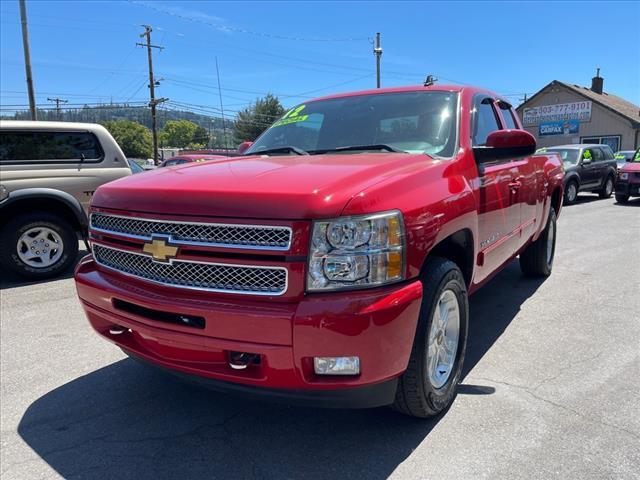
[393, 258, 468, 418]
[519, 207, 557, 277]
[0, 212, 78, 279]
[599, 175, 614, 198]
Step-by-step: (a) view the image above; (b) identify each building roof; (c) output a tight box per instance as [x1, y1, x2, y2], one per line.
[517, 80, 640, 127]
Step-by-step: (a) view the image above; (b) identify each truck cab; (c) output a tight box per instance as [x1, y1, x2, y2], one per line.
[74, 84, 564, 418]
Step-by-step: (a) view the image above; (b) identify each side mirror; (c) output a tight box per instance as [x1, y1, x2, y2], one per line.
[238, 141, 253, 155]
[473, 129, 536, 164]
[581, 156, 592, 165]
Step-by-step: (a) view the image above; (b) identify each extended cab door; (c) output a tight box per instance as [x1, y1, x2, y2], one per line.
[497, 101, 538, 244]
[472, 96, 521, 283]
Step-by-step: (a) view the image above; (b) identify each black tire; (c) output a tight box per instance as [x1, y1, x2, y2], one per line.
[519, 207, 557, 277]
[598, 175, 614, 198]
[615, 193, 629, 204]
[0, 212, 78, 280]
[564, 180, 578, 205]
[393, 257, 468, 418]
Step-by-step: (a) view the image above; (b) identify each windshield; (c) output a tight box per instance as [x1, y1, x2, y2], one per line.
[247, 91, 458, 158]
[545, 148, 580, 165]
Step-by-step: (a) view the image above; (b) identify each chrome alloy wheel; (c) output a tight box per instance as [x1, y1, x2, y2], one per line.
[427, 289, 460, 389]
[566, 183, 577, 203]
[16, 227, 64, 268]
[546, 217, 555, 265]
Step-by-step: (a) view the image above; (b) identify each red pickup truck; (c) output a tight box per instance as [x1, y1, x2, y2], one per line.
[75, 85, 564, 418]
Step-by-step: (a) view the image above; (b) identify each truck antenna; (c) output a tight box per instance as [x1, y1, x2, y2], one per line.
[423, 75, 437, 87]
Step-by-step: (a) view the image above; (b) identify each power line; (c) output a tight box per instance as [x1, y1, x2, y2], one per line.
[129, 0, 369, 42]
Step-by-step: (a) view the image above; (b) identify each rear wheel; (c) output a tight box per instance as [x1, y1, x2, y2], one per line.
[599, 175, 614, 198]
[615, 193, 629, 204]
[564, 181, 578, 205]
[393, 258, 468, 418]
[0, 212, 78, 279]
[519, 207, 556, 277]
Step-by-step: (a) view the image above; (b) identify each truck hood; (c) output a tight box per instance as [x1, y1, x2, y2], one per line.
[620, 162, 640, 173]
[92, 153, 440, 219]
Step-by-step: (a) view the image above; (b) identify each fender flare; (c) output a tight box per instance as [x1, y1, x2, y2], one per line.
[563, 172, 580, 189]
[0, 188, 88, 229]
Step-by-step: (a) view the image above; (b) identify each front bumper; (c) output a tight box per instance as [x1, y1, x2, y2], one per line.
[75, 255, 423, 408]
[615, 181, 640, 197]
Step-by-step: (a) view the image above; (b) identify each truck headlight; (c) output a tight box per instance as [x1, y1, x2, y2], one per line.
[307, 211, 405, 291]
[620, 172, 629, 180]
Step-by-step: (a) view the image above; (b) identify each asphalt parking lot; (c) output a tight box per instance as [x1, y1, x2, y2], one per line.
[1, 195, 639, 480]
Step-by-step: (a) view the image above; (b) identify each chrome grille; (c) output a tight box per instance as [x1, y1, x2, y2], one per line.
[90, 213, 291, 250]
[93, 244, 287, 295]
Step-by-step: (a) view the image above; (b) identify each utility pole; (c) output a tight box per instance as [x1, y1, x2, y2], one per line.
[47, 97, 68, 120]
[373, 32, 382, 88]
[137, 25, 167, 165]
[19, 0, 37, 120]
[215, 57, 228, 150]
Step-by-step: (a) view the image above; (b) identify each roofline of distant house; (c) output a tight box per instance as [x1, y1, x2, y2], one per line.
[516, 80, 640, 128]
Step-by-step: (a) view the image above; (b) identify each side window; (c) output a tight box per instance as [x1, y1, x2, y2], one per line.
[582, 149, 593, 161]
[0, 131, 103, 163]
[472, 98, 500, 146]
[592, 148, 604, 162]
[600, 145, 614, 160]
[498, 103, 517, 130]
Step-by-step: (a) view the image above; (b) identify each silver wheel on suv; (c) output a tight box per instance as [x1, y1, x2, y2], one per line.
[17, 226, 64, 268]
[565, 182, 578, 204]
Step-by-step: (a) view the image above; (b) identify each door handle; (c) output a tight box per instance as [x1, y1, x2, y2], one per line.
[508, 180, 522, 190]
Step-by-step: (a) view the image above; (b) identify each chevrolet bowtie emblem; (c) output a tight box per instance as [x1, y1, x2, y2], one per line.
[143, 237, 178, 262]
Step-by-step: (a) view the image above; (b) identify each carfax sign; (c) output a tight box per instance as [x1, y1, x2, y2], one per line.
[523, 101, 592, 126]
[539, 120, 580, 136]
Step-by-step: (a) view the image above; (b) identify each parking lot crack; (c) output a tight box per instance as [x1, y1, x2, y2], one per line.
[470, 376, 640, 441]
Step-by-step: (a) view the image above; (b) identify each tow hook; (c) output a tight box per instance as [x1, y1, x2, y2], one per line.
[109, 325, 129, 335]
[228, 351, 260, 370]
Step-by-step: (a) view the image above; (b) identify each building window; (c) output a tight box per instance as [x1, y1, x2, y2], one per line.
[580, 135, 621, 153]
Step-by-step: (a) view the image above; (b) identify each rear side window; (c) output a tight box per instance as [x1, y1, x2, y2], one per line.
[472, 99, 500, 146]
[600, 145, 614, 159]
[592, 148, 604, 161]
[498, 103, 517, 130]
[0, 131, 103, 163]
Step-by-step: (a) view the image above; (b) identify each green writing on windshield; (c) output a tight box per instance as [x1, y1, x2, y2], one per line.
[272, 104, 308, 127]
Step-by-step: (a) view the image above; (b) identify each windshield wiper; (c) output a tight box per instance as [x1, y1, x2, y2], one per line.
[311, 144, 405, 154]
[252, 146, 309, 156]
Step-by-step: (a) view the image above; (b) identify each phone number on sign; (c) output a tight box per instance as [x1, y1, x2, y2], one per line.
[523, 101, 591, 126]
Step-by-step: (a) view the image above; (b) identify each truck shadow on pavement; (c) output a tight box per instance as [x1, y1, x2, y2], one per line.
[17, 262, 545, 480]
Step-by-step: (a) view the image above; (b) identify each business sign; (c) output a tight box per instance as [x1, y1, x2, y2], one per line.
[523, 101, 592, 126]
[539, 120, 580, 136]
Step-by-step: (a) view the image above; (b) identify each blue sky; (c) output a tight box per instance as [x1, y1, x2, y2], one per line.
[1, 0, 639, 118]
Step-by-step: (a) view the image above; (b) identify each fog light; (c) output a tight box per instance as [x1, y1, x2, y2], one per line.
[314, 356, 360, 375]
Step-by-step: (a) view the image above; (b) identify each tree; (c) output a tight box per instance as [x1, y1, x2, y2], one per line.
[233, 93, 285, 143]
[161, 120, 199, 148]
[101, 120, 152, 158]
[192, 125, 209, 147]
